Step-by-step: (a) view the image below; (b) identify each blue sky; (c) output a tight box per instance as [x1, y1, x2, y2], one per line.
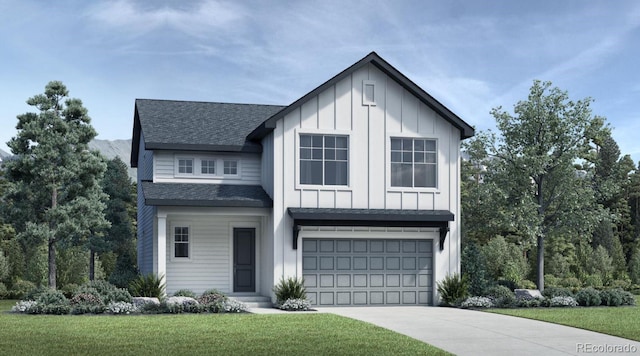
[1, 0, 639, 162]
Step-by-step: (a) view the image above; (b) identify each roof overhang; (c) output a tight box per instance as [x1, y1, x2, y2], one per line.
[141, 182, 273, 208]
[287, 208, 454, 250]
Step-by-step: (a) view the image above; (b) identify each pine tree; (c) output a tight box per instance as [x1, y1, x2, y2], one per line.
[4, 81, 109, 289]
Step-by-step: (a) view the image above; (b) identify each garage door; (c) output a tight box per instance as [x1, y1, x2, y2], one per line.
[302, 238, 433, 306]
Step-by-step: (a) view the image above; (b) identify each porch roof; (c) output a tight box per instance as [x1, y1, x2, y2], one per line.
[287, 208, 454, 226]
[141, 182, 273, 208]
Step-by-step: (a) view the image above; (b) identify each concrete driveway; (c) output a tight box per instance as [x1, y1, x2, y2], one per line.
[317, 306, 640, 355]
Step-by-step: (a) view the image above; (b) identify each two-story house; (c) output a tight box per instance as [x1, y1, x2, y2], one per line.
[131, 52, 474, 306]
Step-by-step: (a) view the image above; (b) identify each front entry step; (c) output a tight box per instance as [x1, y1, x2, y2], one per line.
[229, 295, 272, 308]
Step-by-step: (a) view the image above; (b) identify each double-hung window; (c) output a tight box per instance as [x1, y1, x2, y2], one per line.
[300, 134, 348, 186]
[223, 160, 238, 175]
[390, 137, 437, 188]
[174, 226, 189, 258]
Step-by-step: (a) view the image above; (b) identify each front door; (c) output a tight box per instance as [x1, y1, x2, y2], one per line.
[233, 228, 255, 292]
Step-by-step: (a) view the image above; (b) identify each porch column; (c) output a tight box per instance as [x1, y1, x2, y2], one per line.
[157, 213, 167, 280]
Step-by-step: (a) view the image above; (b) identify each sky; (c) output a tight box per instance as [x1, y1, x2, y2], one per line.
[1, 0, 639, 162]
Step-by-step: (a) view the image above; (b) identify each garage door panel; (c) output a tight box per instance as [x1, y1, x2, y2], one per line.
[303, 238, 433, 306]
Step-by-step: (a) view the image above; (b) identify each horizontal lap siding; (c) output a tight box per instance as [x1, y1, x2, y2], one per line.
[164, 215, 262, 295]
[154, 151, 262, 185]
[137, 133, 155, 275]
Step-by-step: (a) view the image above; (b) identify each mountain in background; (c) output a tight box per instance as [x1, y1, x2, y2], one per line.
[88, 139, 136, 181]
[1, 139, 136, 181]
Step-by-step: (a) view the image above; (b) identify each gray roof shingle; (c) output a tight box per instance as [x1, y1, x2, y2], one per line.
[132, 100, 284, 165]
[141, 182, 273, 208]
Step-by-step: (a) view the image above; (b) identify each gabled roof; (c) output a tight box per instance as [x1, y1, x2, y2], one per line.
[131, 100, 284, 167]
[140, 182, 273, 208]
[248, 51, 475, 141]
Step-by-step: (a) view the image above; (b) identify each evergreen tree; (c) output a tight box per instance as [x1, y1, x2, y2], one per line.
[4, 81, 109, 289]
[102, 157, 138, 287]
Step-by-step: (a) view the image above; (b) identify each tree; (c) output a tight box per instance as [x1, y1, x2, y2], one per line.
[482, 80, 606, 290]
[4, 81, 109, 289]
[101, 157, 138, 287]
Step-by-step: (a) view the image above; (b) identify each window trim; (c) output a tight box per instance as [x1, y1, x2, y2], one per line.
[171, 223, 192, 260]
[295, 129, 352, 190]
[174, 155, 242, 179]
[362, 80, 376, 106]
[387, 135, 440, 191]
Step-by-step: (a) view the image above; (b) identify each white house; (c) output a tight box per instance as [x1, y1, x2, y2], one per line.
[130, 52, 474, 306]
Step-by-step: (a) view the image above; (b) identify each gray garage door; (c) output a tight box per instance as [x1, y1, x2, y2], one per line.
[302, 238, 433, 306]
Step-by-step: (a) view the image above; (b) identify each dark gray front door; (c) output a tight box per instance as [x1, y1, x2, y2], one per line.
[233, 228, 255, 292]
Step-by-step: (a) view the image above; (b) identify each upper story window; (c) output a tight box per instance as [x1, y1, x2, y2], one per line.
[174, 226, 189, 258]
[390, 137, 437, 188]
[201, 159, 216, 175]
[300, 134, 348, 186]
[175, 156, 241, 179]
[224, 160, 238, 175]
[178, 159, 193, 174]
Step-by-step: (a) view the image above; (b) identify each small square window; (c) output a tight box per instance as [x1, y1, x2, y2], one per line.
[224, 160, 238, 175]
[201, 160, 216, 174]
[178, 159, 193, 174]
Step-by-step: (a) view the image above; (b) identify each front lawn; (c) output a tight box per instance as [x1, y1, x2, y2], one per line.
[0, 300, 449, 355]
[488, 296, 640, 341]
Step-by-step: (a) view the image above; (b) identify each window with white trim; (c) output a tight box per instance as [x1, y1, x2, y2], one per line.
[223, 160, 238, 175]
[178, 159, 193, 174]
[174, 226, 189, 258]
[390, 137, 437, 188]
[300, 134, 348, 185]
[201, 159, 216, 175]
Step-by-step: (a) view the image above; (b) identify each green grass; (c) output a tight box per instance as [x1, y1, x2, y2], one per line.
[0, 300, 449, 355]
[488, 296, 640, 341]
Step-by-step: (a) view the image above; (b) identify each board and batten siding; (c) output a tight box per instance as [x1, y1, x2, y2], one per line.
[163, 214, 263, 295]
[269, 62, 462, 288]
[153, 151, 262, 185]
[136, 132, 155, 275]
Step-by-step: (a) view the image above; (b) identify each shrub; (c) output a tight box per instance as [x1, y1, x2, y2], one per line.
[483, 285, 515, 308]
[582, 274, 604, 288]
[518, 298, 543, 308]
[60, 283, 79, 299]
[24, 285, 50, 301]
[550, 296, 577, 307]
[461, 241, 488, 296]
[599, 289, 624, 307]
[544, 274, 561, 288]
[219, 299, 247, 313]
[69, 292, 105, 314]
[461, 296, 493, 309]
[129, 274, 165, 298]
[542, 287, 573, 298]
[575, 287, 601, 307]
[273, 277, 307, 304]
[279, 298, 311, 311]
[32, 289, 71, 315]
[165, 296, 199, 313]
[9, 279, 37, 300]
[620, 290, 636, 306]
[76, 280, 132, 304]
[106, 301, 137, 315]
[197, 289, 227, 312]
[11, 300, 39, 313]
[173, 289, 196, 298]
[609, 279, 632, 291]
[437, 274, 469, 307]
[497, 279, 518, 291]
[518, 280, 536, 289]
[560, 277, 581, 289]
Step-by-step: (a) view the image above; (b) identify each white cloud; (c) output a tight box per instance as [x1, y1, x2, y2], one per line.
[85, 0, 246, 38]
